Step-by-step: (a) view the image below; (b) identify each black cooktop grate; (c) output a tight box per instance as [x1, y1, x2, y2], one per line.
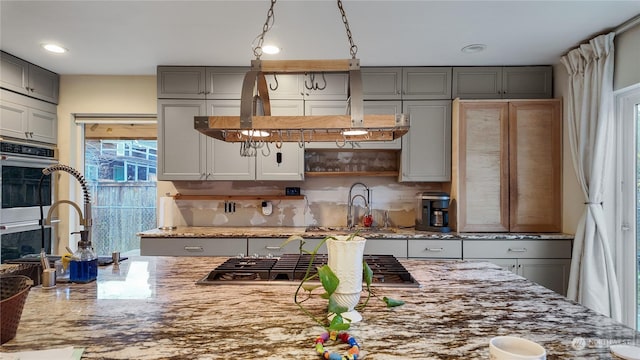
[197, 254, 420, 288]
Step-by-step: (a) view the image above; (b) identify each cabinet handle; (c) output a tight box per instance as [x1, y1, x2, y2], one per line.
[184, 246, 204, 252]
[425, 248, 444, 252]
[29, 132, 34, 138]
[265, 246, 281, 250]
[25, 131, 30, 137]
[508, 248, 527, 253]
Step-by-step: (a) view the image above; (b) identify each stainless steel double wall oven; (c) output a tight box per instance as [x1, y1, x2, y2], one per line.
[0, 140, 58, 262]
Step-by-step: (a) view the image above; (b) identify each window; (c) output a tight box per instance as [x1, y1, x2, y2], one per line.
[79, 118, 157, 256]
[615, 85, 640, 329]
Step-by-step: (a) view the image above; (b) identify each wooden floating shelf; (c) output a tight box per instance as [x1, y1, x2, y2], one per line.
[305, 171, 399, 177]
[172, 194, 304, 201]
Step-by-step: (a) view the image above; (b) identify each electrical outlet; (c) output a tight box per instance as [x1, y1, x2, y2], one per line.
[261, 201, 272, 216]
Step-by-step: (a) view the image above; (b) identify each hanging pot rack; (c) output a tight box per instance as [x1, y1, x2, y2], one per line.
[194, 0, 409, 145]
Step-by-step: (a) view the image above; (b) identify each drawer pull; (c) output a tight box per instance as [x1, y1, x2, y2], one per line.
[425, 248, 444, 252]
[508, 248, 527, 253]
[184, 246, 204, 252]
[265, 246, 281, 250]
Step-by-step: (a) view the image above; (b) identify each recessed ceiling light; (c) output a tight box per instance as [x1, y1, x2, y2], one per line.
[461, 44, 487, 54]
[42, 43, 67, 54]
[262, 45, 280, 55]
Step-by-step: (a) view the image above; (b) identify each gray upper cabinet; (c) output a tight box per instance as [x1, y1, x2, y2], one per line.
[361, 67, 402, 100]
[452, 66, 552, 99]
[264, 74, 304, 100]
[302, 73, 349, 100]
[400, 100, 452, 182]
[1, 51, 59, 104]
[402, 67, 452, 100]
[0, 89, 57, 144]
[157, 66, 206, 99]
[205, 67, 248, 99]
[157, 66, 248, 99]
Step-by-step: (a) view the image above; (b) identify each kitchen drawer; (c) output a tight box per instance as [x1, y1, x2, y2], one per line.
[363, 239, 407, 258]
[248, 238, 327, 257]
[463, 240, 572, 259]
[140, 237, 247, 256]
[408, 239, 462, 258]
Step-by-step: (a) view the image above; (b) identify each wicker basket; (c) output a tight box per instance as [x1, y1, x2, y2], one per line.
[1, 275, 33, 344]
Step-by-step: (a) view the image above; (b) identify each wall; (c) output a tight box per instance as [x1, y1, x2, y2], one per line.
[614, 24, 640, 91]
[56, 75, 157, 253]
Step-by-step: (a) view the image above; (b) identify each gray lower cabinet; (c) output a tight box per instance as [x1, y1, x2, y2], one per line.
[1, 51, 59, 104]
[0, 89, 57, 144]
[140, 237, 247, 256]
[408, 239, 462, 258]
[363, 238, 407, 258]
[248, 238, 327, 257]
[463, 239, 572, 295]
[400, 100, 451, 181]
[452, 66, 552, 99]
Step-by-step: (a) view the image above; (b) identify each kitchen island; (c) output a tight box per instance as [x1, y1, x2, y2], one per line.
[1, 256, 637, 359]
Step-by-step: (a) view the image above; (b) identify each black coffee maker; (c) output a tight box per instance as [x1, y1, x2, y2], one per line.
[415, 192, 451, 232]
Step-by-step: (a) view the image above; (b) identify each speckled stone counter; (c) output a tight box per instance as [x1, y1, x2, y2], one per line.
[1, 256, 635, 359]
[138, 226, 574, 240]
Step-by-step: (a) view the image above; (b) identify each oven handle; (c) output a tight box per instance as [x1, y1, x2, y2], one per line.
[0, 219, 59, 230]
[0, 154, 58, 166]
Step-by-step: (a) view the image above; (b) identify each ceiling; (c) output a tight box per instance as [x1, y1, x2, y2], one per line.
[1, 0, 639, 76]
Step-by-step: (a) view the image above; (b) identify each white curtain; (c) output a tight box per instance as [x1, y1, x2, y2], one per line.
[561, 32, 621, 320]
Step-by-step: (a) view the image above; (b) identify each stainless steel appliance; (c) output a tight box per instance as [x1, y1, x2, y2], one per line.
[1, 140, 58, 262]
[415, 192, 451, 232]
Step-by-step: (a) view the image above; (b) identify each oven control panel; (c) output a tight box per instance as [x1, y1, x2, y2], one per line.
[0, 142, 55, 158]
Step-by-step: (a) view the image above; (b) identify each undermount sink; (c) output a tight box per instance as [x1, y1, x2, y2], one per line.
[305, 226, 398, 234]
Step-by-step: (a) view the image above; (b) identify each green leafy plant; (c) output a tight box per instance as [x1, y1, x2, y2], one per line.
[282, 232, 405, 332]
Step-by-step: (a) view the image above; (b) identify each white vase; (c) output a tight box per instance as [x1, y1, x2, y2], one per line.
[326, 235, 367, 323]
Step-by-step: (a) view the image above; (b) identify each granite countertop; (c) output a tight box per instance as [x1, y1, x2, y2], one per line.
[1, 256, 635, 359]
[138, 226, 574, 240]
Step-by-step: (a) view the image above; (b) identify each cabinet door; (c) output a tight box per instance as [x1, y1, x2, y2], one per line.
[157, 99, 207, 180]
[256, 100, 305, 180]
[517, 258, 571, 296]
[205, 67, 249, 100]
[361, 67, 402, 100]
[206, 99, 255, 180]
[502, 66, 552, 99]
[140, 237, 247, 256]
[28, 108, 57, 144]
[462, 240, 572, 259]
[400, 100, 451, 182]
[0, 100, 28, 140]
[302, 73, 349, 100]
[157, 66, 206, 99]
[264, 74, 303, 100]
[364, 239, 407, 258]
[27, 64, 59, 104]
[402, 67, 452, 100]
[452, 67, 502, 99]
[407, 239, 461, 259]
[452, 101, 509, 232]
[0, 52, 29, 96]
[509, 100, 562, 232]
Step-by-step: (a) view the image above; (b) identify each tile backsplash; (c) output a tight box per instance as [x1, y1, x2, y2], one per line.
[158, 177, 441, 228]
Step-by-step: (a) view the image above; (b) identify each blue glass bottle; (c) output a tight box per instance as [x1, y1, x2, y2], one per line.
[69, 239, 98, 283]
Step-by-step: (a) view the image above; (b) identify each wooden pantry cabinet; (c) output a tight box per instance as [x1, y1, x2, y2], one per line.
[449, 99, 562, 232]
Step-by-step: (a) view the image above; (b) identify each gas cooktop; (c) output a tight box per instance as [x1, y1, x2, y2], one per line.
[196, 254, 420, 288]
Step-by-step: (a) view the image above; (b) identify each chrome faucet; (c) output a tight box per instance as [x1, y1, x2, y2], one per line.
[347, 182, 370, 229]
[41, 165, 93, 248]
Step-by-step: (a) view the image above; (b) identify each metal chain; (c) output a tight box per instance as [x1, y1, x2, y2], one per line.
[337, 0, 358, 58]
[253, 0, 277, 59]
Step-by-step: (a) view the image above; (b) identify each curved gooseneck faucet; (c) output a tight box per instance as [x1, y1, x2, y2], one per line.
[347, 182, 370, 229]
[39, 164, 92, 251]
